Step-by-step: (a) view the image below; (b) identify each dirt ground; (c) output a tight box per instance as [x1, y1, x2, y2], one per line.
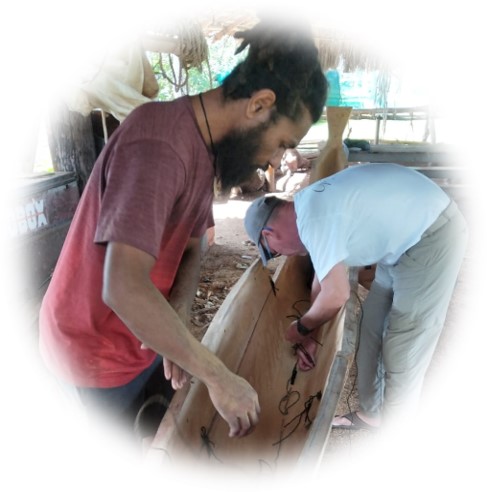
[188, 170, 473, 466]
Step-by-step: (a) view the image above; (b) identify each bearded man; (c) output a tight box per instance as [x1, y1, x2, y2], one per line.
[38, 20, 327, 439]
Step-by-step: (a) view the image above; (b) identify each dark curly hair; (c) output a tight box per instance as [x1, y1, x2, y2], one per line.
[222, 20, 328, 124]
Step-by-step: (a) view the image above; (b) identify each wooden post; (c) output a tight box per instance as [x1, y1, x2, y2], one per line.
[265, 166, 276, 192]
[423, 108, 436, 144]
[375, 115, 381, 144]
[310, 106, 352, 183]
[47, 100, 98, 193]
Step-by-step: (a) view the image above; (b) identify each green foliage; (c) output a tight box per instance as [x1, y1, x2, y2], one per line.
[148, 35, 248, 101]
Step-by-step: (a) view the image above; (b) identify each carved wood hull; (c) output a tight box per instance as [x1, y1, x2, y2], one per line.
[147, 255, 356, 474]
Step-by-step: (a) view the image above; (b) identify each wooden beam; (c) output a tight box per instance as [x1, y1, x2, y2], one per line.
[347, 105, 433, 121]
[347, 148, 456, 167]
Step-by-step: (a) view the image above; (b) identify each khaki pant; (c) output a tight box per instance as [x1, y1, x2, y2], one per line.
[357, 200, 468, 422]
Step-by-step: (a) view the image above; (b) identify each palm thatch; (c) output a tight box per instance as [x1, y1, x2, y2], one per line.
[142, 10, 389, 74]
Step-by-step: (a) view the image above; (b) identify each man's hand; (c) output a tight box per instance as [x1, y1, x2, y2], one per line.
[285, 319, 310, 345]
[285, 321, 317, 370]
[140, 343, 190, 390]
[286, 262, 350, 348]
[207, 371, 261, 438]
[294, 337, 318, 372]
[104, 242, 261, 438]
[163, 358, 190, 390]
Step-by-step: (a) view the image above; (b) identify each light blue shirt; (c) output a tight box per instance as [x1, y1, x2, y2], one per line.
[294, 163, 450, 281]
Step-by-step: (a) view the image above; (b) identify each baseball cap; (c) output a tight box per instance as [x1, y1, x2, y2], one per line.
[244, 195, 282, 266]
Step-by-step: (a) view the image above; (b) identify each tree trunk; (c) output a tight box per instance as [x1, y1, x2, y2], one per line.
[47, 101, 97, 193]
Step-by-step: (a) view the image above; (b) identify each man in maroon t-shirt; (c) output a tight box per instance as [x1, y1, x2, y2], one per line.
[39, 20, 328, 439]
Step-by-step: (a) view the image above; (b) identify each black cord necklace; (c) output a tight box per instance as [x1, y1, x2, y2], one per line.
[198, 93, 217, 173]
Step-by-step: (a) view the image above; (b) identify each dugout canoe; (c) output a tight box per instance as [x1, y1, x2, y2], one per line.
[146, 255, 360, 474]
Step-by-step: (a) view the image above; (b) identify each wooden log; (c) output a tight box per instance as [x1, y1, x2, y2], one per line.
[310, 106, 352, 182]
[265, 166, 276, 192]
[148, 255, 346, 473]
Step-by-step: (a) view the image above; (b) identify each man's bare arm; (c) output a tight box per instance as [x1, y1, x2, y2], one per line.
[102, 241, 260, 437]
[286, 262, 350, 343]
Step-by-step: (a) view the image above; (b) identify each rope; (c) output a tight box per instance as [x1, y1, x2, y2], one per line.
[200, 426, 223, 462]
[273, 391, 322, 447]
[157, 21, 211, 94]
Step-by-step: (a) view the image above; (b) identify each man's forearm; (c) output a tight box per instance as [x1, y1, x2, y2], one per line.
[108, 263, 227, 387]
[301, 263, 350, 330]
[103, 241, 260, 437]
[300, 289, 343, 330]
[169, 237, 203, 323]
[103, 241, 225, 387]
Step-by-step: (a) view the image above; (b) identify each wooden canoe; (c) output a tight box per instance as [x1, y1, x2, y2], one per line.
[146, 255, 359, 474]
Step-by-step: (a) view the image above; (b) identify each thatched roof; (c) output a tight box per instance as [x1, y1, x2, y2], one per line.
[142, 10, 389, 74]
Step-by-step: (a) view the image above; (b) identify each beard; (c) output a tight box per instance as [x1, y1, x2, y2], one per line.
[214, 122, 271, 193]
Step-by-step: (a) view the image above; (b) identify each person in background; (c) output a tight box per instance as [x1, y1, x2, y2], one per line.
[232, 148, 310, 197]
[38, 19, 328, 439]
[244, 163, 467, 429]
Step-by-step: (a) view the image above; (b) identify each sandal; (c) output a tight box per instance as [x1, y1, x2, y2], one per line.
[332, 411, 378, 431]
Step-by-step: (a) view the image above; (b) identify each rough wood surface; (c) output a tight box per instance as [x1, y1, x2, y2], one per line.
[148, 255, 346, 473]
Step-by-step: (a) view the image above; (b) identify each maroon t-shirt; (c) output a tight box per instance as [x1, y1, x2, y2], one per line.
[39, 96, 215, 387]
